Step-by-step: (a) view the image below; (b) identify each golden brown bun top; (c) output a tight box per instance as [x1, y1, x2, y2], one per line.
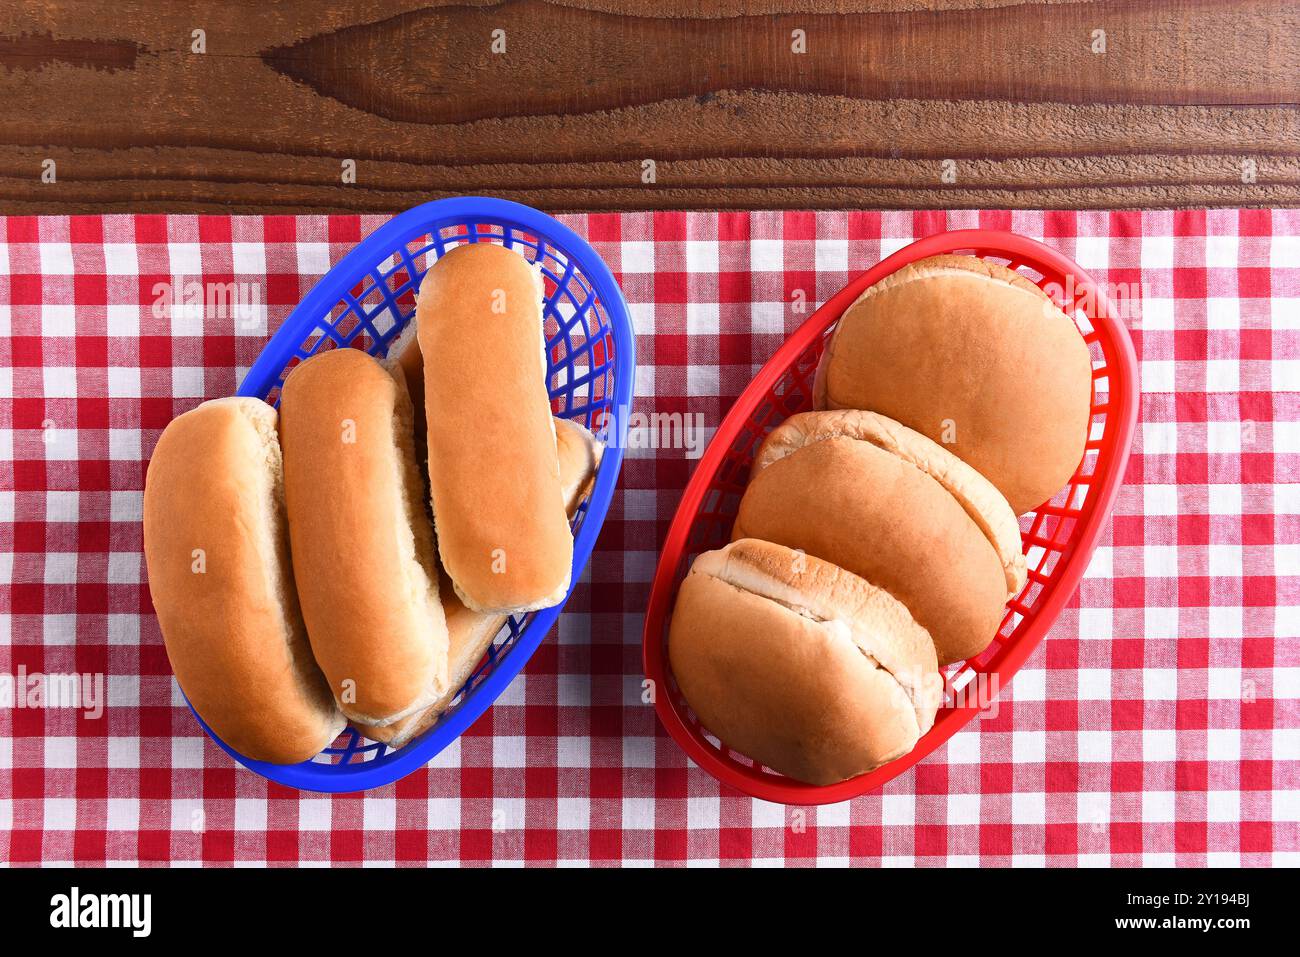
[858, 253, 1050, 305]
[733, 432, 1011, 665]
[417, 242, 573, 614]
[755, 409, 1026, 598]
[693, 538, 939, 717]
[279, 348, 448, 726]
[813, 253, 1093, 515]
[667, 539, 943, 785]
[143, 397, 343, 764]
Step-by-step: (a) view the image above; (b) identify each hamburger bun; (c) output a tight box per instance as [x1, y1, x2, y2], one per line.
[418, 242, 573, 614]
[357, 417, 604, 748]
[735, 411, 1026, 665]
[279, 348, 449, 727]
[667, 539, 942, 786]
[812, 254, 1093, 514]
[143, 397, 345, 764]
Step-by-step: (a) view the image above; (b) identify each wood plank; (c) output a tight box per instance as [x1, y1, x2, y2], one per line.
[1, 0, 1296, 212]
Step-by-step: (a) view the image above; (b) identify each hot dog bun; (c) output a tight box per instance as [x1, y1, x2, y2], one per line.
[279, 348, 449, 727]
[143, 397, 345, 764]
[417, 243, 573, 614]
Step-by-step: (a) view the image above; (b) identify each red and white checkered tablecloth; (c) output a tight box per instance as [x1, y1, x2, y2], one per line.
[1, 210, 1298, 867]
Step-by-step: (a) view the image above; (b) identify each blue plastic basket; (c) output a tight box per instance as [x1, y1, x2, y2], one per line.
[192, 197, 634, 792]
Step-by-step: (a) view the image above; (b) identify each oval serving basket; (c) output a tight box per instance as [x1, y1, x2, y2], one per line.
[193, 197, 634, 792]
[642, 229, 1138, 805]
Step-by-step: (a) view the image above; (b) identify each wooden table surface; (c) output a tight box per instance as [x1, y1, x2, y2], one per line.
[3, 0, 1298, 213]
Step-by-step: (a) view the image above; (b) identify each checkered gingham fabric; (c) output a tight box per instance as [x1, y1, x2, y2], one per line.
[1, 209, 1298, 867]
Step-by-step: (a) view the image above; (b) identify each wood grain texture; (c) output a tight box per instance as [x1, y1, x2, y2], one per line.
[1, 0, 1297, 213]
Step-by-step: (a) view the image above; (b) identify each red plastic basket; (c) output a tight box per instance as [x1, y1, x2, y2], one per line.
[642, 230, 1139, 805]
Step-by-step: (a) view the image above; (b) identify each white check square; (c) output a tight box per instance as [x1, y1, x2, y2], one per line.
[103, 243, 139, 275]
[1141, 790, 1176, 823]
[40, 243, 75, 275]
